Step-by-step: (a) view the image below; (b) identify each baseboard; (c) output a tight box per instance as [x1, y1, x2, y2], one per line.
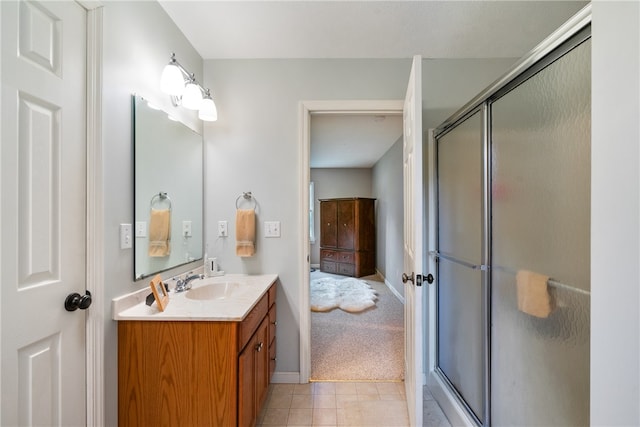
[310, 263, 320, 269]
[376, 269, 405, 304]
[272, 371, 301, 384]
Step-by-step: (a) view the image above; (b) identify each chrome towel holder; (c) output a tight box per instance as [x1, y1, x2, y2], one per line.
[150, 191, 172, 210]
[235, 191, 257, 210]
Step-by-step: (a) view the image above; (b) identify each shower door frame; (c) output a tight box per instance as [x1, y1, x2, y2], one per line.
[425, 6, 592, 426]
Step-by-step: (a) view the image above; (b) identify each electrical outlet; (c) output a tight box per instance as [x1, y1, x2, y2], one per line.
[264, 221, 281, 238]
[218, 220, 228, 237]
[135, 221, 147, 237]
[120, 224, 132, 249]
[182, 220, 192, 237]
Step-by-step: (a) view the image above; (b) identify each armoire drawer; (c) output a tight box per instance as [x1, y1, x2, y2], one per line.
[336, 251, 354, 264]
[337, 263, 355, 276]
[320, 260, 337, 273]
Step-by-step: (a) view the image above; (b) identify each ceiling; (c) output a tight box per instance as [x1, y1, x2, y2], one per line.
[159, 0, 587, 167]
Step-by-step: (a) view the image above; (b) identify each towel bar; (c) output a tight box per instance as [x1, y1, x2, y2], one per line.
[428, 251, 590, 296]
[150, 192, 172, 210]
[235, 191, 257, 210]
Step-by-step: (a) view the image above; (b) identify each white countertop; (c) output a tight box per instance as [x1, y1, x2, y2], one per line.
[112, 273, 278, 321]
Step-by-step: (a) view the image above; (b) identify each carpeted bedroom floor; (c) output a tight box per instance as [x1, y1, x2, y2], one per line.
[310, 270, 404, 382]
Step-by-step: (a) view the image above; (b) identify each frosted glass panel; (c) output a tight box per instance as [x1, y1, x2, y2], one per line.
[491, 39, 590, 425]
[437, 259, 483, 420]
[437, 112, 482, 263]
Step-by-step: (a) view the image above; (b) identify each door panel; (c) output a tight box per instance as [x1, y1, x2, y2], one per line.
[437, 259, 484, 420]
[490, 39, 591, 426]
[320, 200, 337, 248]
[1, 1, 87, 425]
[403, 55, 423, 427]
[337, 200, 355, 250]
[435, 110, 486, 424]
[437, 112, 483, 264]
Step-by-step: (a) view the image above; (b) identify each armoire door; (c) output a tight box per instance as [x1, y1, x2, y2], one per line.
[337, 199, 355, 250]
[320, 200, 337, 248]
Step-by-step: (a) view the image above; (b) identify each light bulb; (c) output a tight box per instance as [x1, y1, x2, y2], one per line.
[160, 63, 185, 96]
[182, 82, 203, 110]
[199, 96, 218, 122]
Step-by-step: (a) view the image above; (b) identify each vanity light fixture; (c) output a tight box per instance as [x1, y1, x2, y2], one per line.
[160, 53, 218, 122]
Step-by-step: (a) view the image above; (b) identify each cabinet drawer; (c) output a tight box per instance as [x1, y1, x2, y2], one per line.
[239, 295, 268, 352]
[338, 263, 355, 276]
[337, 251, 354, 263]
[320, 249, 337, 261]
[268, 284, 276, 308]
[321, 260, 337, 273]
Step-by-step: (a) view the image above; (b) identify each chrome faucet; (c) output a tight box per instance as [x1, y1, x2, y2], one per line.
[173, 272, 204, 293]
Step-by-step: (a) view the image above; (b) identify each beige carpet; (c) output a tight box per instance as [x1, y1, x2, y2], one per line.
[310, 270, 405, 382]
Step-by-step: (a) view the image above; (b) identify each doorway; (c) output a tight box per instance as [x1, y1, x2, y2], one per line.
[298, 100, 403, 383]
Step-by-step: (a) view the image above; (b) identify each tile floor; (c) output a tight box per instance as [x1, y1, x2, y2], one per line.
[257, 382, 451, 427]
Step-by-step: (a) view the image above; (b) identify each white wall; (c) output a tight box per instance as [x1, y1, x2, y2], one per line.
[101, 3, 204, 424]
[309, 168, 373, 265]
[372, 137, 404, 297]
[591, 2, 640, 424]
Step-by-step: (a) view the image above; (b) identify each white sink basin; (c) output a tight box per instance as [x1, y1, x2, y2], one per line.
[186, 282, 240, 301]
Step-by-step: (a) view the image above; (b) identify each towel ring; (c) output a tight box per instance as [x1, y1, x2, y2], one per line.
[150, 192, 172, 210]
[235, 191, 256, 210]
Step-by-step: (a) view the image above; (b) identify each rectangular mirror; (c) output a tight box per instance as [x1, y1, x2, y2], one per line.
[133, 94, 203, 280]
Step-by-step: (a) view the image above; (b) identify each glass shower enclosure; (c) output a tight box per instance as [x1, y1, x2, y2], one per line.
[431, 9, 591, 426]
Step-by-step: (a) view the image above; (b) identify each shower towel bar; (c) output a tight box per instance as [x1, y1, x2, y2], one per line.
[429, 251, 590, 296]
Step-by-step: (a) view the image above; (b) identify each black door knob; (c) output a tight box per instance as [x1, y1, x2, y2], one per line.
[402, 272, 414, 284]
[426, 274, 434, 284]
[65, 290, 92, 311]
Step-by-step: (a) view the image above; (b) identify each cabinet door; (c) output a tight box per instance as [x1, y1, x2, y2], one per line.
[238, 318, 270, 427]
[238, 340, 255, 427]
[337, 200, 355, 250]
[254, 318, 270, 414]
[320, 200, 337, 248]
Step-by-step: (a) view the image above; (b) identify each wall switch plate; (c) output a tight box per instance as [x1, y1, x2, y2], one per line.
[218, 220, 228, 237]
[135, 221, 147, 237]
[120, 224, 132, 249]
[264, 221, 281, 238]
[182, 220, 192, 237]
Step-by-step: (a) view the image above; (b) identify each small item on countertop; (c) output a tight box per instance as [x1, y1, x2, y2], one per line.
[149, 274, 169, 311]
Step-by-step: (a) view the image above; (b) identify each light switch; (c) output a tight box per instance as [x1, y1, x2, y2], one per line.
[218, 221, 228, 237]
[135, 221, 147, 237]
[182, 220, 192, 237]
[120, 224, 132, 249]
[264, 221, 281, 238]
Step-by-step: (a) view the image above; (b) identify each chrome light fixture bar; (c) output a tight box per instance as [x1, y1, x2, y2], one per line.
[160, 53, 218, 122]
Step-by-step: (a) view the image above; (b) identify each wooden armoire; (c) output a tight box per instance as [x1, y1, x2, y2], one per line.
[319, 198, 376, 277]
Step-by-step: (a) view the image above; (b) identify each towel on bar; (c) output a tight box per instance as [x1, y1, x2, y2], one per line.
[516, 270, 553, 318]
[236, 209, 256, 257]
[148, 208, 171, 257]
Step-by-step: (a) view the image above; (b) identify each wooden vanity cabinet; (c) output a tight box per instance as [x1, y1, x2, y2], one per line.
[118, 283, 276, 427]
[319, 198, 376, 277]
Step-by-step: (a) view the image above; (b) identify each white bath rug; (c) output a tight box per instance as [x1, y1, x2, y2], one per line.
[310, 277, 378, 313]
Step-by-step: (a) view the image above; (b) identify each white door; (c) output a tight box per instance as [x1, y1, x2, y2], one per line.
[402, 55, 423, 427]
[1, 1, 88, 425]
